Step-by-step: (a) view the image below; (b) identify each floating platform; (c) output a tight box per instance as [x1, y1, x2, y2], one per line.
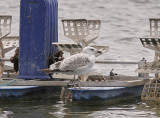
[0, 74, 150, 98]
[66, 75, 150, 101]
[0, 86, 39, 98]
[0, 13, 151, 101]
[69, 85, 144, 101]
[0, 13, 148, 100]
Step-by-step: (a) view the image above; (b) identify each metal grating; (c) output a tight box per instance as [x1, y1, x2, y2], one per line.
[62, 19, 89, 44]
[2, 36, 19, 49]
[139, 18, 160, 103]
[0, 16, 12, 39]
[62, 19, 101, 47]
[142, 79, 160, 102]
[150, 18, 160, 37]
[137, 38, 160, 73]
[53, 43, 82, 55]
[53, 43, 109, 56]
[140, 38, 160, 51]
[84, 20, 101, 45]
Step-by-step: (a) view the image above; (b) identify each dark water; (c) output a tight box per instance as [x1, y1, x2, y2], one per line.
[0, 95, 159, 118]
[0, 95, 160, 118]
[1, 0, 160, 117]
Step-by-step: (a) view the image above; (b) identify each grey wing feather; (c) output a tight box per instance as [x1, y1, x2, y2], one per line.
[59, 53, 90, 71]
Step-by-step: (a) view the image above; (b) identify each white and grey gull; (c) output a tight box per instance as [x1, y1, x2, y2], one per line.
[40, 46, 102, 87]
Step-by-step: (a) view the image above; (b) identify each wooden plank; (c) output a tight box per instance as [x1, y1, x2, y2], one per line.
[81, 79, 149, 87]
[53, 73, 76, 80]
[95, 60, 138, 64]
[0, 78, 150, 87]
[136, 68, 160, 73]
[0, 79, 69, 86]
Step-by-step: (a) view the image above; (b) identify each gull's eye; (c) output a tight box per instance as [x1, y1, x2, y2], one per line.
[91, 49, 94, 51]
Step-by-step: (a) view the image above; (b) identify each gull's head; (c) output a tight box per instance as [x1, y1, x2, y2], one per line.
[82, 47, 102, 56]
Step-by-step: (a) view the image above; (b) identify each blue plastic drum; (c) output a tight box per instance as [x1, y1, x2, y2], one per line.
[18, 0, 58, 79]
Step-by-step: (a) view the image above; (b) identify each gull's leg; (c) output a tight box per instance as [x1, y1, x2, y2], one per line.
[73, 75, 76, 88]
[78, 75, 81, 88]
[48, 72, 53, 79]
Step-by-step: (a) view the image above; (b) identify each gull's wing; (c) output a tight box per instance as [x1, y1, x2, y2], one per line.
[59, 53, 91, 71]
[50, 61, 61, 70]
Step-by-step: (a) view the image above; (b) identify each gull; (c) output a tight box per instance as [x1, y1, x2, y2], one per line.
[40, 46, 102, 87]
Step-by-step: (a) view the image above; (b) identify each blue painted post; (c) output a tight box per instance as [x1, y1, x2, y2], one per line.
[18, 0, 58, 79]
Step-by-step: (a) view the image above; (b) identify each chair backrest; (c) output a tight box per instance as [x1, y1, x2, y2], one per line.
[150, 18, 160, 38]
[52, 43, 82, 55]
[62, 19, 101, 47]
[0, 16, 12, 39]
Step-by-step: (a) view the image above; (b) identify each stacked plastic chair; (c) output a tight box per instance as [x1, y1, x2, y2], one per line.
[136, 18, 160, 102]
[53, 19, 108, 55]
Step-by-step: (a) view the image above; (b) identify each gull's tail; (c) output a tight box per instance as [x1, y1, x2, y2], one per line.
[38, 68, 52, 73]
[38, 68, 60, 73]
[39, 61, 61, 73]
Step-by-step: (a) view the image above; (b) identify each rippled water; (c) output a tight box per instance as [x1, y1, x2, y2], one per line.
[0, 96, 159, 118]
[0, 0, 160, 117]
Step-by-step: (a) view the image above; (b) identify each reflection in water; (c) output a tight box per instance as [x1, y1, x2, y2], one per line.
[137, 102, 160, 117]
[49, 101, 67, 118]
[48, 96, 159, 118]
[89, 105, 156, 118]
[0, 94, 159, 118]
[0, 108, 13, 118]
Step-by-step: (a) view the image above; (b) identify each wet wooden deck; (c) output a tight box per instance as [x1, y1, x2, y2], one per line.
[0, 77, 150, 87]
